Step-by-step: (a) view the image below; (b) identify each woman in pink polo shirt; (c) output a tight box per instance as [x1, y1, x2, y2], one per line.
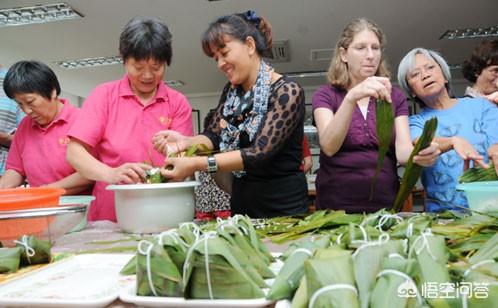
[67, 17, 193, 222]
[0, 61, 93, 194]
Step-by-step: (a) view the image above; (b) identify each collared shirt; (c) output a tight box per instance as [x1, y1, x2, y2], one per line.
[464, 86, 484, 98]
[6, 99, 78, 186]
[68, 75, 193, 222]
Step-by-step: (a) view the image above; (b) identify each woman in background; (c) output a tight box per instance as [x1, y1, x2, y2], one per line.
[312, 18, 439, 213]
[0, 60, 92, 194]
[462, 39, 498, 103]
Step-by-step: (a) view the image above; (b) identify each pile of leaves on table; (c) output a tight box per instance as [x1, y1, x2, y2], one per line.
[256, 209, 497, 307]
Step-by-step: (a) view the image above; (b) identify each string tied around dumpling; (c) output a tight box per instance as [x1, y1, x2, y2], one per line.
[13, 235, 36, 264]
[137, 240, 158, 296]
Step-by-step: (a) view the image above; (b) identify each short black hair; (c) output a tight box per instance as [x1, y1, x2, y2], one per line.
[3, 60, 61, 100]
[119, 16, 173, 65]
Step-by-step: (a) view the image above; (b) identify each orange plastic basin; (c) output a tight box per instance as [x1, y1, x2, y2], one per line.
[0, 187, 66, 242]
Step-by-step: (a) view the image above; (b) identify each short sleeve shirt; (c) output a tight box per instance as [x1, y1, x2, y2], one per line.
[68, 75, 193, 221]
[312, 85, 409, 212]
[410, 97, 498, 211]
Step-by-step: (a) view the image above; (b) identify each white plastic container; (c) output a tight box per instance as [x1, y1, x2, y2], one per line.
[106, 181, 199, 233]
[456, 181, 498, 213]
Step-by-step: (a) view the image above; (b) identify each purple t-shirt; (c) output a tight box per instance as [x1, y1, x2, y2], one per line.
[312, 85, 409, 213]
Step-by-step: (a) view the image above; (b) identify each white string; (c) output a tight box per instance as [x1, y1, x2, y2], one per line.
[336, 233, 343, 245]
[388, 253, 406, 260]
[406, 222, 414, 238]
[352, 233, 390, 258]
[376, 214, 403, 230]
[204, 234, 213, 299]
[350, 224, 369, 244]
[179, 222, 202, 241]
[137, 240, 157, 296]
[288, 248, 313, 259]
[157, 229, 190, 249]
[408, 229, 437, 261]
[463, 259, 496, 277]
[308, 284, 358, 308]
[377, 269, 423, 304]
[182, 231, 217, 299]
[402, 239, 409, 255]
[13, 235, 35, 264]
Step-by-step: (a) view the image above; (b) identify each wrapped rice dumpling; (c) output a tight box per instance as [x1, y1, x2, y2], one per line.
[408, 231, 460, 308]
[353, 235, 407, 308]
[183, 232, 264, 299]
[301, 247, 360, 308]
[178, 222, 202, 246]
[268, 240, 321, 300]
[121, 230, 189, 276]
[462, 261, 498, 308]
[0, 247, 22, 274]
[370, 254, 425, 308]
[231, 215, 274, 264]
[136, 239, 183, 297]
[14, 235, 51, 265]
[390, 214, 433, 239]
[216, 225, 270, 286]
[216, 221, 274, 279]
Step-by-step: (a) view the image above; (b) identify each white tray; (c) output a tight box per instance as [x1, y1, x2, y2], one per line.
[120, 283, 275, 307]
[0, 253, 133, 307]
[119, 254, 284, 307]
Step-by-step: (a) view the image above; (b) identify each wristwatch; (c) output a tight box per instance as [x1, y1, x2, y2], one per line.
[207, 155, 218, 173]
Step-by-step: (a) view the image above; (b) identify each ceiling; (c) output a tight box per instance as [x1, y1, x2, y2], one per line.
[0, 0, 497, 98]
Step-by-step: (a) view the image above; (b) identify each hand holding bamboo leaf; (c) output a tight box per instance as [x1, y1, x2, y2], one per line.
[392, 117, 438, 212]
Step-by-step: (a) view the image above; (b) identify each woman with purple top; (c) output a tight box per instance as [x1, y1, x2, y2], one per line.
[312, 18, 440, 213]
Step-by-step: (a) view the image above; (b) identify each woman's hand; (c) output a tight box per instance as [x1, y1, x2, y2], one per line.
[491, 152, 498, 176]
[105, 162, 152, 184]
[452, 136, 488, 169]
[152, 130, 188, 155]
[486, 91, 498, 104]
[160, 156, 202, 182]
[345, 76, 392, 104]
[413, 142, 441, 167]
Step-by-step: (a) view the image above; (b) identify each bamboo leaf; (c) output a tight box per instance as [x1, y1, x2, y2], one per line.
[459, 162, 498, 183]
[392, 117, 438, 212]
[370, 99, 394, 200]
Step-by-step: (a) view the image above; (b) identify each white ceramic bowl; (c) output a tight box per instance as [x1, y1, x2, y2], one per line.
[106, 181, 200, 233]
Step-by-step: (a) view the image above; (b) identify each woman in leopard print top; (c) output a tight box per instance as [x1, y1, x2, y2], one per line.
[153, 11, 308, 218]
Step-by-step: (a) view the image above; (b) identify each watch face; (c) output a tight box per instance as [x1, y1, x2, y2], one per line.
[207, 155, 217, 173]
